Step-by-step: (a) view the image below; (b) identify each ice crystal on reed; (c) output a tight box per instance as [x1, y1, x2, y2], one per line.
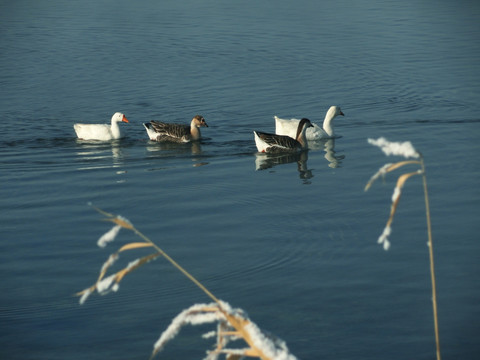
[79, 288, 92, 305]
[244, 321, 295, 360]
[202, 331, 216, 339]
[153, 303, 223, 354]
[97, 274, 119, 295]
[391, 186, 401, 203]
[97, 225, 122, 248]
[375, 163, 393, 179]
[152, 301, 297, 360]
[378, 226, 391, 251]
[100, 253, 119, 274]
[368, 137, 419, 158]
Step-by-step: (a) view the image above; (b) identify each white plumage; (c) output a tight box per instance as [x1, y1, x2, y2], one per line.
[74, 112, 129, 141]
[275, 106, 344, 140]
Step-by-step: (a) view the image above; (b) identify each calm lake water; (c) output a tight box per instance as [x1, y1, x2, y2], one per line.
[1, 1, 479, 359]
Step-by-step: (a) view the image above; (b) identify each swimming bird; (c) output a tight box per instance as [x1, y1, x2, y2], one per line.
[274, 106, 344, 140]
[143, 115, 208, 143]
[73, 112, 129, 141]
[254, 118, 313, 153]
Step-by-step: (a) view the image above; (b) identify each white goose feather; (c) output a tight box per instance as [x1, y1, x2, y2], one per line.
[275, 106, 344, 140]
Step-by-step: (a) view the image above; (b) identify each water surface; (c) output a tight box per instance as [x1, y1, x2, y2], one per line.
[1, 1, 479, 359]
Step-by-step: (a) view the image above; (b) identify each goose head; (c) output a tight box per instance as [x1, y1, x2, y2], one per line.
[322, 106, 344, 137]
[296, 118, 314, 140]
[111, 112, 129, 124]
[191, 115, 208, 128]
[326, 106, 344, 120]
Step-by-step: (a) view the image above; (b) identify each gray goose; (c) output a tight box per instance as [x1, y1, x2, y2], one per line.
[143, 115, 208, 143]
[254, 118, 313, 153]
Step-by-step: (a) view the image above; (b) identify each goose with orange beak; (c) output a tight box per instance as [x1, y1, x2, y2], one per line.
[74, 112, 129, 141]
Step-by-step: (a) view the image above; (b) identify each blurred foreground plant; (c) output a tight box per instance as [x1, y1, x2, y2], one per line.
[365, 137, 441, 360]
[76, 205, 296, 360]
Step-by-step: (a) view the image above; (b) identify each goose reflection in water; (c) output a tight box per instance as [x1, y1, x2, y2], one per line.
[75, 139, 125, 170]
[254, 138, 345, 182]
[146, 140, 209, 167]
[255, 150, 313, 182]
[308, 138, 345, 168]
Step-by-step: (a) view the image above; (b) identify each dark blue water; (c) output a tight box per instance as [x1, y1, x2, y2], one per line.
[1, 1, 479, 359]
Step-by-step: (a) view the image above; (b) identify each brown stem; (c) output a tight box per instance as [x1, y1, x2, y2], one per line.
[420, 156, 441, 360]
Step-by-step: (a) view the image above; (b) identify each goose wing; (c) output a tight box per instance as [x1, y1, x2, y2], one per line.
[149, 121, 190, 138]
[255, 131, 300, 150]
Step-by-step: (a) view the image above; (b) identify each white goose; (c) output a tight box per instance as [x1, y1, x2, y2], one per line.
[143, 115, 208, 143]
[254, 118, 313, 153]
[74, 112, 129, 141]
[275, 105, 344, 140]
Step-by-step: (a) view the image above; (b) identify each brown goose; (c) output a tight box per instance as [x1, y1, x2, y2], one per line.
[143, 115, 208, 143]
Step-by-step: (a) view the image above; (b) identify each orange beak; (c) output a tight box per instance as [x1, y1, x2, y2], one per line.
[122, 115, 129, 123]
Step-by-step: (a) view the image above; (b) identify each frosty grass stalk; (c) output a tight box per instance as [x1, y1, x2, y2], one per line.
[366, 137, 441, 360]
[76, 205, 296, 360]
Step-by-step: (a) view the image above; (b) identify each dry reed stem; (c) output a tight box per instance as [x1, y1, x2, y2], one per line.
[149, 303, 291, 360]
[421, 159, 441, 360]
[79, 205, 290, 360]
[384, 170, 422, 228]
[76, 251, 161, 300]
[364, 160, 421, 191]
[221, 312, 267, 359]
[365, 149, 441, 360]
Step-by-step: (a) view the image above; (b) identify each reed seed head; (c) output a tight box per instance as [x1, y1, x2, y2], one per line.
[368, 137, 419, 158]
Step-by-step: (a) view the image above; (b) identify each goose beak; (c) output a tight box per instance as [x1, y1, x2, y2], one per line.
[202, 121, 208, 127]
[122, 115, 129, 123]
[339, 111, 345, 116]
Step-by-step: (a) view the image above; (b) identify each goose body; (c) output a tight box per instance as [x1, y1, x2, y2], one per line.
[74, 112, 129, 141]
[143, 115, 208, 143]
[254, 118, 313, 153]
[275, 106, 344, 140]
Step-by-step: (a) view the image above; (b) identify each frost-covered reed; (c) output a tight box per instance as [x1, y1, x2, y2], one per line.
[76, 205, 296, 360]
[152, 301, 296, 360]
[365, 137, 441, 360]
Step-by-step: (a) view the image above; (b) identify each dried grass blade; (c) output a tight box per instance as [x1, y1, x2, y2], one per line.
[364, 163, 392, 191]
[114, 252, 162, 283]
[365, 160, 421, 191]
[385, 160, 421, 173]
[222, 313, 267, 360]
[385, 170, 421, 227]
[110, 216, 134, 230]
[119, 242, 154, 252]
[396, 170, 422, 189]
[97, 253, 119, 283]
[76, 285, 95, 297]
[90, 204, 115, 218]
